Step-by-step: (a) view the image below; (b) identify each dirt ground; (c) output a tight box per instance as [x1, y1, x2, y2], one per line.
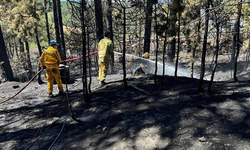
[1, 53, 250, 150]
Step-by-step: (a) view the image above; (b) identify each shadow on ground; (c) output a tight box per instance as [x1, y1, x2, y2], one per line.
[1, 75, 250, 150]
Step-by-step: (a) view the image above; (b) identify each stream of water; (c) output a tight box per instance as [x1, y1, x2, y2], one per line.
[114, 52, 200, 79]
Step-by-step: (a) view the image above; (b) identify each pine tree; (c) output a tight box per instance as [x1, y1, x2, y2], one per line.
[0, 25, 14, 81]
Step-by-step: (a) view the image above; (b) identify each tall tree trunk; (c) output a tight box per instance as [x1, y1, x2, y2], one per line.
[94, 0, 103, 41]
[198, 0, 210, 92]
[33, 0, 43, 84]
[154, 3, 159, 84]
[233, 0, 242, 82]
[87, 27, 92, 94]
[143, 1, 153, 54]
[139, 8, 142, 57]
[57, 0, 66, 61]
[167, 9, 177, 62]
[107, 0, 114, 74]
[175, 13, 181, 77]
[160, 30, 167, 90]
[123, 6, 127, 88]
[191, 20, 201, 78]
[52, 0, 62, 57]
[0, 26, 14, 81]
[160, 11, 169, 90]
[44, 0, 50, 45]
[24, 39, 33, 79]
[208, 21, 220, 92]
[231, 25, 236, 64]
[81, 0, 90, 102]
[33, 0, 42, 56]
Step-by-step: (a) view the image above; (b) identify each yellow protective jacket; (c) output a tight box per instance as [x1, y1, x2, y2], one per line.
[40, 46, 61, 67]
[98, 37, 114, 63]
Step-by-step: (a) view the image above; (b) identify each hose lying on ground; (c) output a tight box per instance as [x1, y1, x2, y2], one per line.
[47, 115, 67, 150]
[0, 68, 45, 104]
[128, 84, 152, 95]
[24, 115, 68, 150]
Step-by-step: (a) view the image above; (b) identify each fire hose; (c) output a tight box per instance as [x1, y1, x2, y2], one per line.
[24, 115, 68, 150]
[0, 68, 45, 104]
[0, 51, 99, 105]
[60, 51, 98, 63]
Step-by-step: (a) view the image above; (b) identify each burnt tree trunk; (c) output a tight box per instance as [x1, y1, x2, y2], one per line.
[44, 0, 50, 45]
[175, 13, 181, 77]
[231, 24, 236, 64]
[167, 9, 177, 62]
[33, 0, 43, 84]
[198, 0, 210, 92]
[154, 3, 159, 84]
[52, 0, 62, 57]
[123, 6, 127, 88]
[191, 20, 201, 78]
[0, 25, 14, 81]
[87, 27, 92, 94]
[139, 7, 142, 57]
[107, 0, 114, 74]
[160, 11, 169, 90]
[233, 0, 242, 82]
[81, 0, 90, 102]
[143, 1, 153, 54]
[160, 30, 167, 90]
[24, 38, 33, 79]
[94, 0, 103, 41]
[208, 21, 220, 92]
[57, 0, 66, 61]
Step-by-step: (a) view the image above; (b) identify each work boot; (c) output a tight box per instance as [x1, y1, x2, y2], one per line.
[99, 81, 106, 86]
[48, 93, 53, 98]
[58, 91, 66, 96]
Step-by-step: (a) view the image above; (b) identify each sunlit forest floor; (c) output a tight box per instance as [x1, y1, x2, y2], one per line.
[1, 51, 250, 149]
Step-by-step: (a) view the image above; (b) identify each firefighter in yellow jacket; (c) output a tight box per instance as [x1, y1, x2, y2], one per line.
[40, 40, 65, 97]
[98, 31, 114, 85]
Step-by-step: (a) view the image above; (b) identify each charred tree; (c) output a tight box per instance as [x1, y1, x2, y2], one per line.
[233, 0, 242, 82]
[57, 0, 66, 61]
[208, 20, 220, 92]
[52, 0, 62, 57]
[143, 0, 154, 54]
[154, 3, 159, 84]
[107, 0, 114, 74]
[168, 9, 177, 62]
[123, 6, 127, 88]
[87, 27, 92, 94]
[191, 20, 201, 78]
[24, 38, 33, 79]
[44, 0, 50, 45]
[94, 0, 103, 41]
[0, 25, 14, 81]
[33, 0, 43, 84]
[160, 29, 167, 90]
[198, 0, 210, 92]
[159, 10, 169, 90]
[175, 12, 181, 77]
[231, 22, 237, 64]
[81, 0, 90, 102]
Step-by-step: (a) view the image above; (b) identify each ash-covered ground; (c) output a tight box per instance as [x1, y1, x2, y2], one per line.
[1, 53, 250, 150]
